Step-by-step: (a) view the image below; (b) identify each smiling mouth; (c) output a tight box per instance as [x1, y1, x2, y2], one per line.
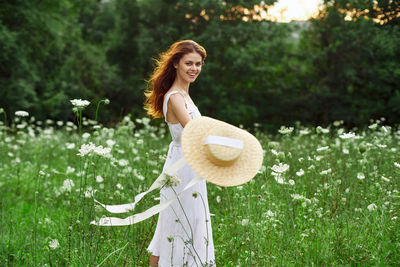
[188, 73, 197, 78]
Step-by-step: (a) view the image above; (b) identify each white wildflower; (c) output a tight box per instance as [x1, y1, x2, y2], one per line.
[320, 168, 332, 175]
[82, 132, 91, 139]
[266, 210, 275, 217]
[133, 169, 145, 181]
[96, 175, 104, 183]
[106, 139, 116, 147]
[66, 166, 75, 175]
[61, 179, 75, 193]
[241, 219, 249, 226]
[66, 143, 75, 149]
[291, 194, 306, 201]
[84, 187, 94, 198]
[70, 99, 90, 108]
[116, 183, 124, 190]
[342, 148, 349, 154]
[118, 159, 129, 167]
[368, 123, 378, 130]
[161, 173, 181, 187]
[48, 239, 59, 249]
[381, 176, 390, 182]
[357, 173, 365, 180]
[77, 142, 96, 157]
[216, 196, 221, 203]
[93, 146, 111, 156]
[339, 132, 356, 139]
[316, 126, 329, 134]
[296, 169, 304, 176]
[367, 203, 377, 211]
[15, 111, 29, 117]
[394, 162, 400, 168]
[278, 126, 294, 135]
[317, 146, 329, 152]
[299, 129, 310, 136]
[274, 176, 286, 184]
[271, 163, 289, 173]
[288, 179, 295, 186]
[271, 149, 278, 155]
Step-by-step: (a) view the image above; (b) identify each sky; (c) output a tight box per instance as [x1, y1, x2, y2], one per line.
[263, 0, 324, 22]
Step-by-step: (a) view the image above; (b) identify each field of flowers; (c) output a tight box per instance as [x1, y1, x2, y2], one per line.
[0, 105, 399, 266]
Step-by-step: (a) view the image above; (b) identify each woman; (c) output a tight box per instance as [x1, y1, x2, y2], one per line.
[144, 40, 215, 267]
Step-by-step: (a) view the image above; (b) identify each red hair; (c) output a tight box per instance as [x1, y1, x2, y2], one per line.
[144, 40, 207, 118]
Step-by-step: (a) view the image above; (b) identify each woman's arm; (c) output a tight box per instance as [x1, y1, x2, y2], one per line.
[167, 93, 191, 127]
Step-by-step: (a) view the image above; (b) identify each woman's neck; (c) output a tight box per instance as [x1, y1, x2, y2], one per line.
[172, 78, 190, 95]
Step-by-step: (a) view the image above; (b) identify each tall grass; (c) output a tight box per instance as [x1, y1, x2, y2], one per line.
[0, 113, 399, 266]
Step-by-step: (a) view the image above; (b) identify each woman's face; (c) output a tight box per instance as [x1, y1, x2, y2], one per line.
[174, 52, 203, 84]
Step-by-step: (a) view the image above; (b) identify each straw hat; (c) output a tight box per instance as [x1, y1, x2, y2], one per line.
[181, 116, 263, 187]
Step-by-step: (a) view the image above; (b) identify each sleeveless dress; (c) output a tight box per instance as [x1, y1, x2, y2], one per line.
[147, 91, 216, 267]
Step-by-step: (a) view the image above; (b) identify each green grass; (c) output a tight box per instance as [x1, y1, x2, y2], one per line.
[0, 116, 399, 266]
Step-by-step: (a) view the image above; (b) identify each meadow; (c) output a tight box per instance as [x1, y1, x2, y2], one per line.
[0, 105, 399, 266]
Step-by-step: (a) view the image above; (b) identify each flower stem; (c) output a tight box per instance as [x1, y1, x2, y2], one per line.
[95, 100, 104, 122]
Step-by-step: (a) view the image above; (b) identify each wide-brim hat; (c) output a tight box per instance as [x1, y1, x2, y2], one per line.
[181, 116, 263, 187]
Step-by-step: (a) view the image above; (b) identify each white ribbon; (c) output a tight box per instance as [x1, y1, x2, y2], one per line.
[90, 157, 203, 226]
[205, 135, 243, 149]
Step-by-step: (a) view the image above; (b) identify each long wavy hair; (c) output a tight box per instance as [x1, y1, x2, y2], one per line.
[144, 40, 207, 118]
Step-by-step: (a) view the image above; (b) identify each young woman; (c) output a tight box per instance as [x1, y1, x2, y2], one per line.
[144, 40, 215, 266]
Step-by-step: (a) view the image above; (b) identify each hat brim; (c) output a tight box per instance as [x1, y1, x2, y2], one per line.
[181, 117, 263, 187]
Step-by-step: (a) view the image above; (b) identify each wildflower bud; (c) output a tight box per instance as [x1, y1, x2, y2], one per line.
[104, 99, 110, 105]
[359, 143, 366, 154]
[72, 107, 78, 113]
[277, 152, 285, 161]
[268, 142, 278, 149]
[316, 126, 322, 134]
[287, 152, 292, 159]
[0, 108, 4, 114]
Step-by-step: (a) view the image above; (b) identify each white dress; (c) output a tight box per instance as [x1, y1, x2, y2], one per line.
[147, 91, 215, 267]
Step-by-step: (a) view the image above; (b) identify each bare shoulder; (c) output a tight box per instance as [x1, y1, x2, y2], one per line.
[168, 93, 186, 109]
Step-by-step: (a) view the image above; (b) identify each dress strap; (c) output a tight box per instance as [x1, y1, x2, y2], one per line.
[163, 90, 188, 122]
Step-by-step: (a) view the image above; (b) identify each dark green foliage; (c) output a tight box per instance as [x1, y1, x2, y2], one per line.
[300, 1, 400, 126]
[0, 0, 399, 129]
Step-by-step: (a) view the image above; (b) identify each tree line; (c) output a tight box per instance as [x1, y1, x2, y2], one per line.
[0, 0, 399, 130]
